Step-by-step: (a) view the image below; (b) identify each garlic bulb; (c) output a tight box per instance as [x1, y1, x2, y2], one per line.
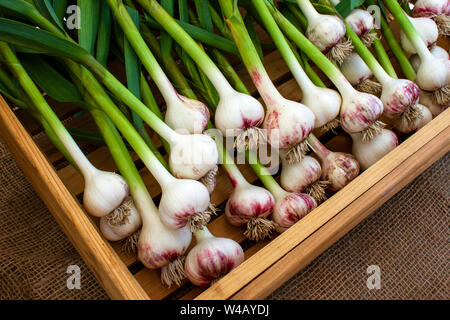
[280, 154, 327, 203]
[214, 90, 265, 151]
[345, 9, 376, 46]
[341, 52, 376, 89]
[413, 0, 450, 16]
[225, 182, 275, 241]
[381, 78, 421, 120]
[339, 87, 385, 139]
[410, 45, 449, 72]
[83, 169, 130, 217]
[301, 85, 341, 130]
[184, 227, 244, 287]
[168, 133, 219, 180]
[350, 129, 398, 170]
[419, 89, 448, 116]
[159, 177, 213, 231]
[272, 191, 317, 233]
[164, 95, 210, 134]
[400, 16, 438, 54]
[130, 186, 192, 287]
[139, 222, 192, 287]
[297, 0, 352, 63]
[100, 197, 142, 241]
[263, 96, 316, 163]
[416, 54, 450, 93]
[307, 134, 360, 191]
[395, 103, 433, 133]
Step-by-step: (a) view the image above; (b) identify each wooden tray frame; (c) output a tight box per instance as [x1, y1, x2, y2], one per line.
[0, 29, 448, 300]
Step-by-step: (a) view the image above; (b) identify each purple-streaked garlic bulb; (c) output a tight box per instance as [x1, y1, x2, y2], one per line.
[400, 15, 439, 54]
[136, 190, 192, 287]
[271, 189, 317, 233]
[184, 227, 244, 287]
[158, 177, 214, 232]
[280, 153, 328, 203]
[222, 156, 275, 241]
[307, 134, 360, 191]
[214, 90, 265, 151]
[394, 103, 433, 133]
[413, 0, 450, 16]
[262, 94, 316, 163]
[380, 79, 421, 122]
[165, 95, 210, 134]
[350, 129, 398, 170]
[339, 86, 385, 140]
[297, 0, 353, 64]
[345, 9, 377, 46]
[100, 197, 142, 241]
[83, 169, 130, 217]
[341, 52, 382, 96]
[413, 0, 450, 35]
[225, 182, 275, 241]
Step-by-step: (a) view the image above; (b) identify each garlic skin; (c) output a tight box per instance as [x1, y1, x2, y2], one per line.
[272, 192, 317, 233]
[341, 53, 373, 86]
[410, 45, 449, 72]
[301, 86, 342, 128]
[138, 223, 192, 269]
[214, 90, 265, 138]
[415, 55, 450, 92]
[400, 16, 438, 54]
[306, 15, 347, 54]
[419, 90, 448, 116]
[320, 152, 360, 192]
[263, 97, 316, 149]
[100, 200, 142, 241]
[340, 89, 384, 134]
[413, 0, 450, 16]
[165, 95, 210, 134]
[280, 155, 322, 193]
[225, 182, 275, 227]
[346, 9, 375, 37]
[83, 169, 129, 217]
[169, 134, 219, 180]
[381, 79, 421, 118]
[184, 228, 244, 287]
[351, 129, 398, 170]
[395, 104, 433, 133]
[159, 178, 211, 229]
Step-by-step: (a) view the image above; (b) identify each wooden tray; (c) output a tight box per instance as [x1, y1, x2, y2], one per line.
[0, 27, 448, 300]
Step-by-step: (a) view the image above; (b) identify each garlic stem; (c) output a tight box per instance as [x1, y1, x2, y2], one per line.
[137, 0, 236, 98]
[384, 0, 434, 62]
[306, 134, 331, 159]
[296, 0, 320, 21]
[0, 42, 96, 177]
[252, 0, 325, 94]
[343, 23, 392, 85]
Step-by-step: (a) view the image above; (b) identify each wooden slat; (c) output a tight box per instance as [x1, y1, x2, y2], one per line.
[232, 125, 450, 299]
[0, 95, 149, 300]
[195, 108, 450, 299]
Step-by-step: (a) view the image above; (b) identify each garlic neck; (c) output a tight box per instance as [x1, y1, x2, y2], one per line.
[297, 0, 321, 22]
[307, 134, 331, 159]
[194, 227, 214, 242]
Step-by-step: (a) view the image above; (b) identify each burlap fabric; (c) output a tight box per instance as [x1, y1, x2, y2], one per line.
[0, 137, 448, 300]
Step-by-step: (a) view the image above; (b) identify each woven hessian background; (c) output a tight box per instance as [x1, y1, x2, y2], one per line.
[0, 137, 448, 300]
